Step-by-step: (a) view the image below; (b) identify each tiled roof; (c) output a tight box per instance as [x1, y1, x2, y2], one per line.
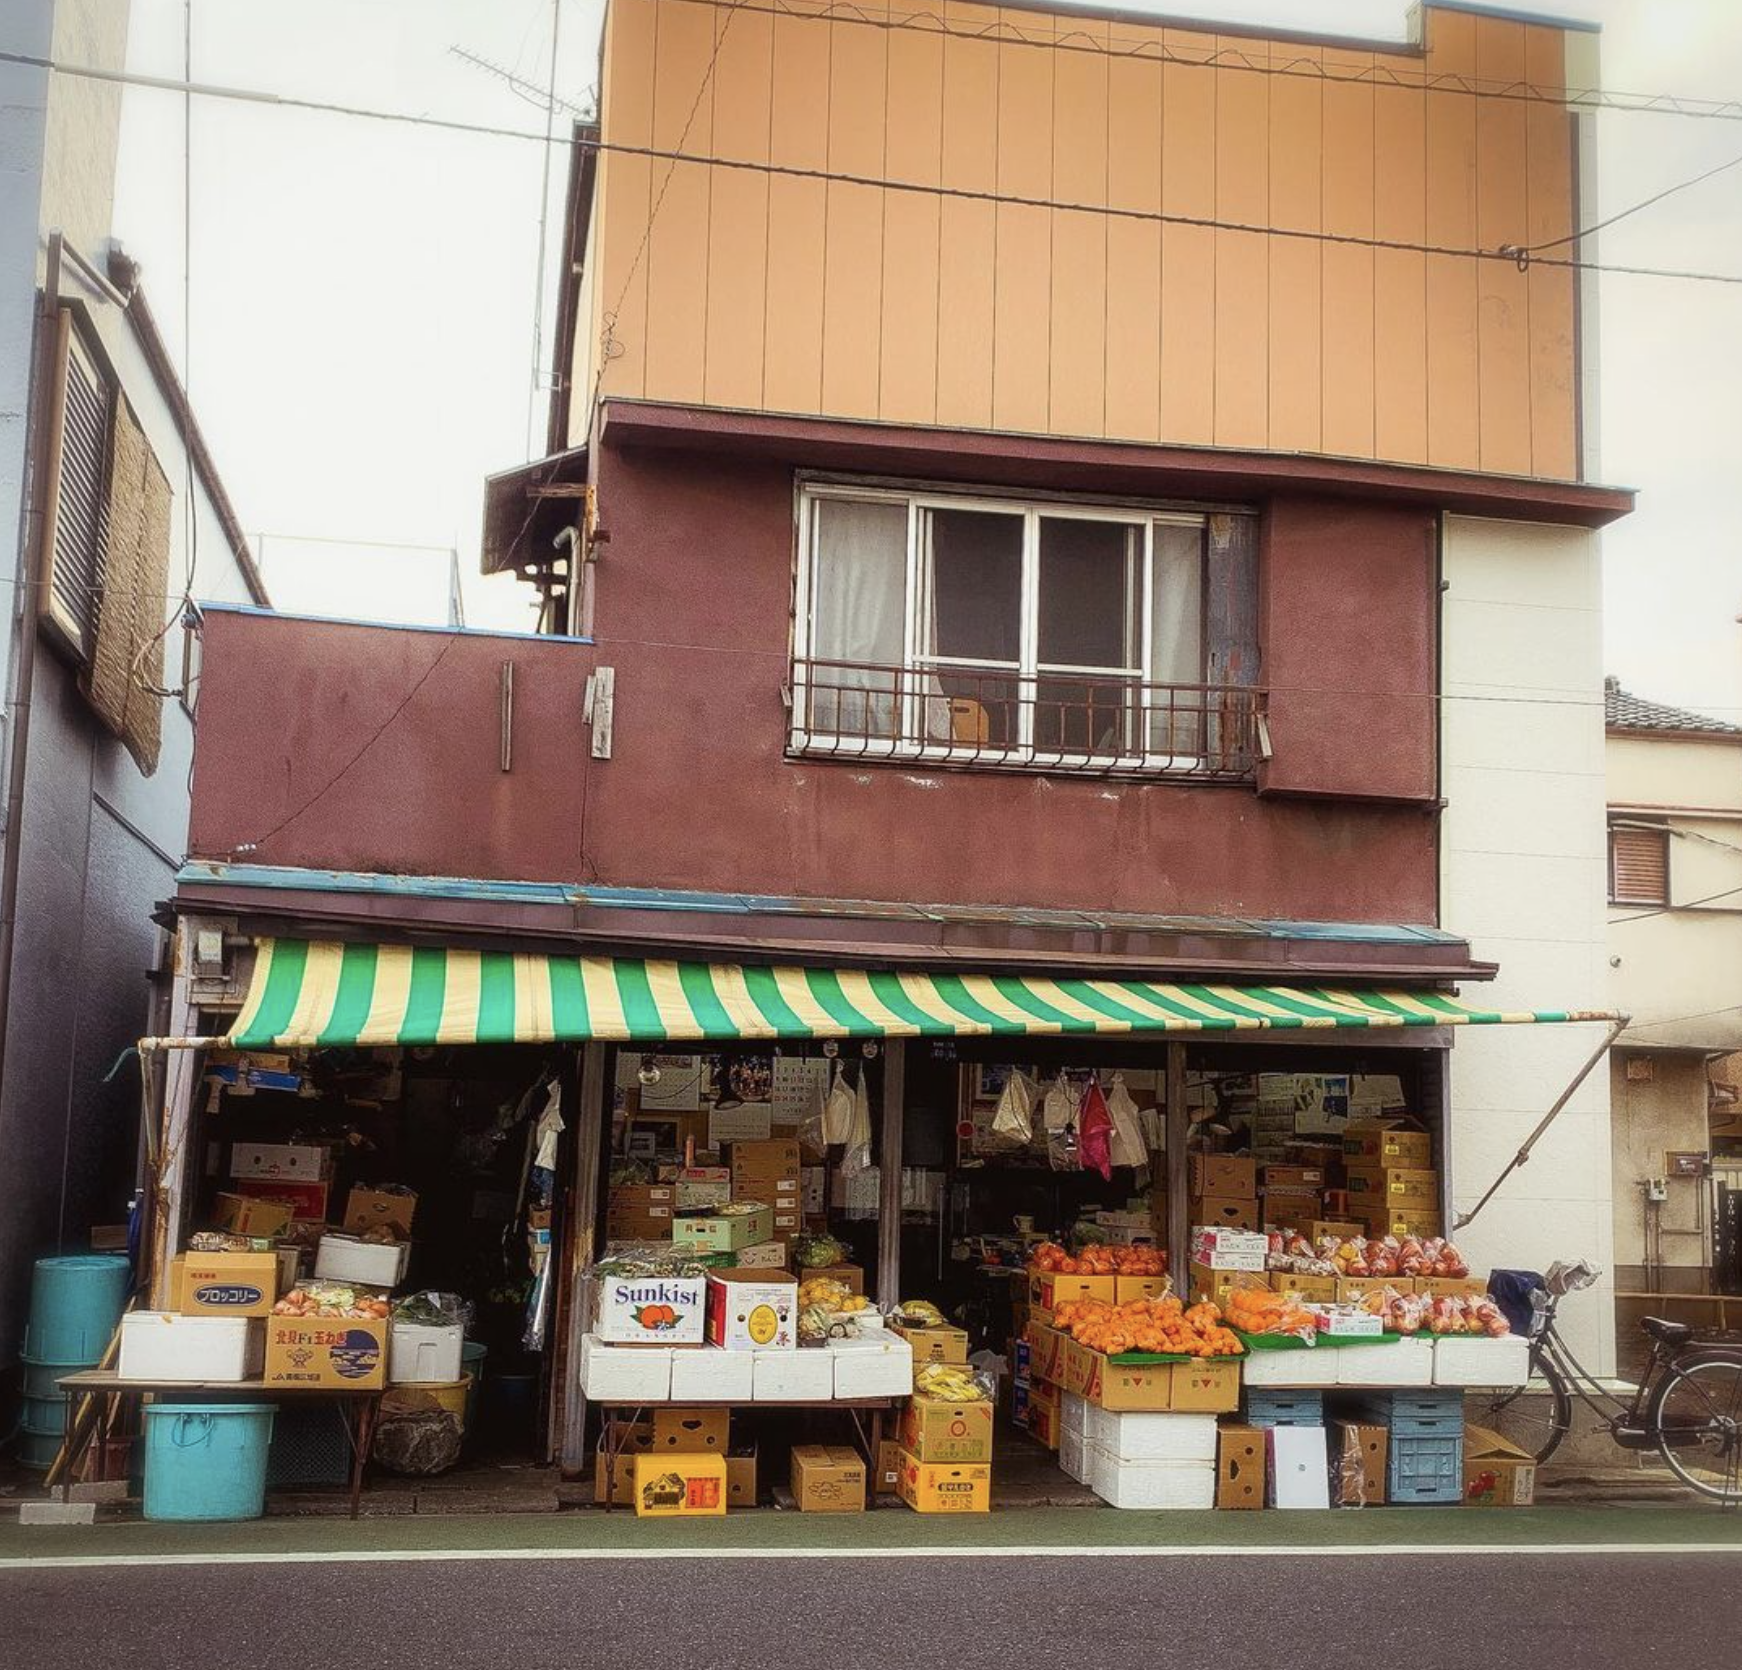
[1605, 675, 1742, 736]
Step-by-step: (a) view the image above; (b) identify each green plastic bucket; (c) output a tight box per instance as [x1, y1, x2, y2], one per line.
[143, 1404, 276, 1521]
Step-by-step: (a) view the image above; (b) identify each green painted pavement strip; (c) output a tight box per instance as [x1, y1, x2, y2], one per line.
[2, 1505, 1740, 1562]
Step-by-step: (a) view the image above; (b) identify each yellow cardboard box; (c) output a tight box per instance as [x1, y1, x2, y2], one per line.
[651, 1407, 730, 1453]
[790, 1444, 865, 1512]
[1169, 1360, 1242, 1414]
[895, 1448, 991, 1514]
[1269, 1271, 1338, 1303]
[212, 1193, 294, 1239]
[175, 1251, 280, 1318]
[1026, 1380, 1061, 1448]
[634, 1452, 728, 1517]
[1113, 1275, 1170, 1304]
[892, 1323, 969, 1365]
[1216, 1425, 1265, 1509]
[1463, 1426, 1537, 1507]
[1028, 1272, 1116, 1311]
[263, 1315, 387, 1389]
[899, 1394, 995, 1463]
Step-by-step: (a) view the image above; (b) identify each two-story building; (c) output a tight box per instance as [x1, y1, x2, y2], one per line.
[156, 0, 1633, 1473]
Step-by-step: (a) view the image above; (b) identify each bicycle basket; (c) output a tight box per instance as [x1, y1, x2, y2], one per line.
[1489, 1269, 1547, 1339]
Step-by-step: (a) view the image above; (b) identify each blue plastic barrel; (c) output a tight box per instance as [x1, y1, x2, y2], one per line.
[143, 1404, 276, 1521]
[21, 1255, 130, 1365]
[17, 1429, 61, 1470]
[20, 1394, 66, 1437]
[460, 1340, 487, 1433]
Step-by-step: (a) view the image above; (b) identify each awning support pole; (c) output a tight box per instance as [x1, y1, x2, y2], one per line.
[877, 1041, 906, 1311]
[559, 1040, 607, 1478]
[1453, 1015, 1630, 1232]
[1165, 1041, 1189, 1295]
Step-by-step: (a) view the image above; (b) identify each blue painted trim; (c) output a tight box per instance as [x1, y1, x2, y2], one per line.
[198, 601, 594, 647]
[175, 863, 1466, 946]
[1424, 0, 1601, 34]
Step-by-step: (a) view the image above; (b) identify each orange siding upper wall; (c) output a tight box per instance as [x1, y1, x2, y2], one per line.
[583, 0, 1583, 480]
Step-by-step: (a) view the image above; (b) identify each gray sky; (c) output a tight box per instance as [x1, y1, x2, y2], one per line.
[113, 0, 1742, 718]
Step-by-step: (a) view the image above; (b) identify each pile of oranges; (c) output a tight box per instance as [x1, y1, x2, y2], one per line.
[1224, 1287, 1316, 1339]
[1051, 1295, 1243, 1359]
[1028, 1241, 1168, 1277]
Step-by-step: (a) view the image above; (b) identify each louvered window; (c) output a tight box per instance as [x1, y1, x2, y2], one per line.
[1609, 824, 1669, 907]
[44, 323, 114, 658]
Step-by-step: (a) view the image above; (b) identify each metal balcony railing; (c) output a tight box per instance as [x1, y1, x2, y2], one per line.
[787, 658, 1268, 780]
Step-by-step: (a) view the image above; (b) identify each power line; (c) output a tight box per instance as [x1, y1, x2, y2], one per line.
[1609, 880, 1742, 925]
[1513, 144, 1742, 259]
[10, 47, 1742, 288]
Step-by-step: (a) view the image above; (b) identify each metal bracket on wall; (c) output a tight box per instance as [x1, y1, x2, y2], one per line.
[584, 666, 614, 760]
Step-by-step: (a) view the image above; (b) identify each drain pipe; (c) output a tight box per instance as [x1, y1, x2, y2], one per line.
[0, 233, 65, 1105]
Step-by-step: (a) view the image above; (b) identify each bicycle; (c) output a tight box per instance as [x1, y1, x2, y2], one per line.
[1482, 1259, 1742, 1504]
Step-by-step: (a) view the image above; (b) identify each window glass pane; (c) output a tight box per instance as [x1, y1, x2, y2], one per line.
[1149, 522, 1206, 757]
[809, 497, 908, 738]
[922, 507, 1022, 663]
[1037, 518, 1140, 670]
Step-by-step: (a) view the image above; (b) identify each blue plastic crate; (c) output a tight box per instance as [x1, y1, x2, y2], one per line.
[1388, 1432, 1464, 1503]
[1351, 1389, 1465, 1437]
[1243, 1389, 1325, 1428]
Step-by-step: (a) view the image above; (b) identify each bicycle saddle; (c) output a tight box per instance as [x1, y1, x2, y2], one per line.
[1642, 1316, 1694, 1347]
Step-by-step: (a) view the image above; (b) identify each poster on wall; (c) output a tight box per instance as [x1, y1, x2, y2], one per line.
[1291, 1073, 1352, 1135]
[612, 1053, 706, 1111]
[771, 1056, 832, 1129]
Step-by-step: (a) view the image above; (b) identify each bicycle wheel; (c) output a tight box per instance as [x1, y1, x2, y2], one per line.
[1647, 1352, 1742, 1503]
[1482, 1351, 1573, 1465]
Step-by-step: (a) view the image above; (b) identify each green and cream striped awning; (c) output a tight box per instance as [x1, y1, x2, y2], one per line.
[225, 938, 1615, 1050]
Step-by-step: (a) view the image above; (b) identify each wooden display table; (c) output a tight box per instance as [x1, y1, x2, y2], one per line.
[57, 1370, 383, 1520]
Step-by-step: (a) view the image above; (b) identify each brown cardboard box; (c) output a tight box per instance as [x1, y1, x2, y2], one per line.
[1313, 1221, 1368, 1243]
[264, 1314, 387, 1389]
[652, 1407, 730, 1453]
[892, 1323, 969, 1365]
[175, 1251, 280, 1317]
[1365, 1208, 1444, 1240]
[634, 1452, 727, 1517]
[895, 1450, 992, 1514]
[212, 1193, 294, 1239]
[1346, 1166, 1440, 1211]
[1416, 1276, 1488, 1298]
[726, 1447, 758, 1508]
[234, 1176, 329, 1223]
[900, 1395, 995, 1463]
[791, 1444, 866, 1511]
[797, 1263, 863, 1294]
[1260, 1190, 1321, 1231]
[1028, 1272, 1117, 1311]
[1190, 1155, 1256, 1197]
[1188, 1262, 1271, 1311]
[1335, 1276, 1399, 1304]
[343, 1185, 417, 1238]
[1168, 1360, 1242, 1414]
[1263, 1165, 1326, 1191]
[1342, 1120, 1433, 1168]
[593, 1421, 654, 1505]
[1191, 1195, 1259, 1232]
[1463, 1425, 1537, 1507]
[1333, 1422, 1388, 1506]
[606, 1184, 676, 1240]
[1268, 1271, 1337, 1302]
[1113, 1275, 1169, 1304]
[1080, 1353, 1171, 1413]
[1217, 1425, 1265, 1509]
[1026, 1380, 1062, 1447]
[875, 1439, 904, 1495]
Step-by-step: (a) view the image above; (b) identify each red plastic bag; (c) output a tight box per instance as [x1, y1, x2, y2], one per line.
[1077, 1077, 1113, 1181]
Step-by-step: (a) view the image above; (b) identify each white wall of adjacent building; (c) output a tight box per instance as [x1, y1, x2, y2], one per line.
[1440, 513, 1615, 1375]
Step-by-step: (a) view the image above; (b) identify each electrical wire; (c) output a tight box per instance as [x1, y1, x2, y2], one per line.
[11, 47, 1742, 288]
[1511, 144, 1742, 259]
[1609, 880, 1742, 926]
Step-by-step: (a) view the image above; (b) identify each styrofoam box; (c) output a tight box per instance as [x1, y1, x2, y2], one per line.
[1267, 1425, 1331, 1509]
[1060, 1391, 1089, 1439]
[752, 1346, 835, 1401]
[388, 1321, 463, 1384]
[1059, 1422, 1090, 1484]
[669, 1345, 755, 1402]
[1336, 1337, 1434, 1387]
[1087, 1444, 1216, 1510]
[830, 1334, 914, 1398]
[118, 1312, 263, 1382]
[1242, 1344, 1344, 1389]
[578, 1335, 672, 1401]
[314, 1235, 409, 1288]
[1083, 1406, 1218, 1464]
[1433, 1334, 1530, 1387]
[230, 1141, 328, 1181]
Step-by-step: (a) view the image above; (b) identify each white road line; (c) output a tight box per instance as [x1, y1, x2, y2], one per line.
[2, 1541, 1740, 1571]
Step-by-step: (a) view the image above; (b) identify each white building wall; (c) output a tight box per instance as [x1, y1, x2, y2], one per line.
[1440, 513, 1615, 1375]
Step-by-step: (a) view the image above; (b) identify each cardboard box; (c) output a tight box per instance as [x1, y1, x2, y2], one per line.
[634, 1452, 727, 1517]
[1190, 1228, 1268, 1271]
[212, 1192, 293, 1239]
[1028, 1272, 1117, 1311]
[900, 1394, 995, 1463]
[791, 1443, 866, 1511]
[652, 1407, 730, 1453]
[593, 1428, 653, 1506]
[674, 1206, 774, 1254]
[1027, 1380, 1061, 1448]
[676, 1167, 733, 1209]
[892, 1324, 969, 1365]
[705, 1269, 798, 1350]
[1342, 1120, 1433, 1169]
[264, 1314, 387, 1389]
[1168, 1360, 1242, 1414]
[1192, 1195, 1260, 1232]
[1365, 1209, 1444, 1240]
[726, 1447, 757, 1507]
[1332, 1422, 1388, 1506]
[175, 1251, 280, 1317]
[1260, 1191, 1321, 1231]
[1189, 1263, 1271, 1311]
[1416, 1276, 1488, 1299]
[1216, 1425, 1265, 1509]
[1059, 1337, 1096, 1397]
[1025, 1321, 1064, 1385]
[343, 1186, 417, 1238]
[605, 1185, 676, 1239]
[1334, 1276, 1398, 1305]
[895, 1449, 992, 1514]
[1263, 1165, 1326, 1191]
[1114, 1275, 1169, 1304]
[1313, 1220, 1368, 1244]
[1084, 1355, 1172, 1413]
[230, 1141, 328, 1182]
[1190, 1155, 1256, 1197]
[770, 1210, 802, 1236]
[1269, 1271, 1338, 1302]
[234, 1176, 329, 1222]
[1346, 1166, 1440, 1210]
[729, 1140, 801, 1196]
[799, 1263, 864, 1295]
[1463, 1425, 1537, 1506]
[595, 1272, 709, 1345]
[1267, 1425, 1331, 1509]
[734, 1240, 788, 1270]
[875, 1438, 904, 1495]
[314, 1234, 409, 1289]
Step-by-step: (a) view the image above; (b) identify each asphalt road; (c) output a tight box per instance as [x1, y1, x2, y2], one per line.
[7, 1551, 1742, 1669]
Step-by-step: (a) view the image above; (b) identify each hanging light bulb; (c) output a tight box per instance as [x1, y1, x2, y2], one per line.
[637, 1053, 661, 1087]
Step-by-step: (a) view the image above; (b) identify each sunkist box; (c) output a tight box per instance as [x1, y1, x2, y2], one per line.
[594, 1272, 709, 1345]
[706, 1268, 798, 1349]
[634, 1452, 727, 1517]
[790, 1444, 866, 1512]
[264, 1314, 387, 1389]
[174, 1251, 280, 1318]
[901, 1394, 994, 1463]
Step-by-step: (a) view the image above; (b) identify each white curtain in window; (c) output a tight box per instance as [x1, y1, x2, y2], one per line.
[1149, 522, 1204, 755]
[810, 498, 907, 737]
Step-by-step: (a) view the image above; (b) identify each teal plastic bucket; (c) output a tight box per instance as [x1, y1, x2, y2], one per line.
[460, 1341, 487, 1432]
[143, 1404, 276, 1522]
[20, 1394, 66, 1436]
[22, 1255, 130, 1364]
[17, 1429, 60, 1470]
[21, 1359, 78, 1400]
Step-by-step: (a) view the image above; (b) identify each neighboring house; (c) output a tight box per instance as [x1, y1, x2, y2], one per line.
[0, 1, 268, 1375]
[1604, 677, 1742, 1300]
[164, 0, 1634, 1469]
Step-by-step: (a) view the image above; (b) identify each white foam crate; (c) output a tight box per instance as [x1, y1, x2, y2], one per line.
[578, 1335, 672, 1401]
[1335, 1337, 1434, 1387]
[669, 1346, 754, 1402]
[752, 1346, 834, 1400]
[1059, 1422, 1090, 1484]
[1241, 1344, 1343, 1388]
[388, 1321, 463, 1384]
[1082, 1407, 1218, 1464]
[1060, 1391, 1089, 1439]
[1433, 1334, 1530, 1387]
[118, 1313, 262, 1382]
[1087, 1444, 1216, 1510]
[830, 1334, 913, 1398]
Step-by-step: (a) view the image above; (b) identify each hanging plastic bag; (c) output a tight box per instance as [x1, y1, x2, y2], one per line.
[989, 1070, 1036, 1150]
[1040, 1073, 1077, 1134]
[840, 1066, 874, 1178]
[1105, 1073, 1147, 1170]
[822, 1060, 856, 1146]
[798, 1059, 830, 1161]
[1077, 1076, 1113, 1181]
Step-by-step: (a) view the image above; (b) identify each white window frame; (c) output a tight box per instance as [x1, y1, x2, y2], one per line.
[790, 481, 1210, 772]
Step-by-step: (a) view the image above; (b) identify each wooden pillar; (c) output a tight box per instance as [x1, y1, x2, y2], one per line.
[146, 924, 202, 1310]
[1165, 1040, 1189, 1299]
[559, 1040, 607, 1477]
[877, 1040, 906, 1310]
